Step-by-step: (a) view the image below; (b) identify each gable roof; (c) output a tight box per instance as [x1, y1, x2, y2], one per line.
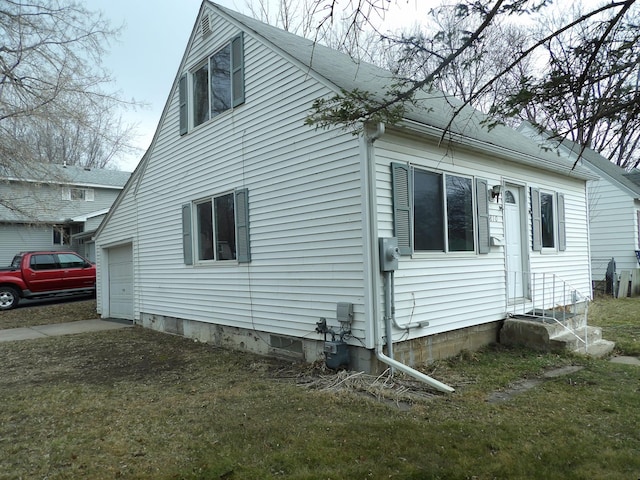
[104, 0, 596, 227]
[1, 163, 130, 189]
[564, 143, 640, 197]
[521, 123, 640, 197]
[206, 1, 594, 180]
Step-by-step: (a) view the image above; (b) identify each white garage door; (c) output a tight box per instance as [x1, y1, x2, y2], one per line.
[108, 244, 133, 320]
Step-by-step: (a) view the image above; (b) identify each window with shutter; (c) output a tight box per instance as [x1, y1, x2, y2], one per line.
[475, 179, 490, 254]
[182, 204, 193, 265]
[231, 34, 245, 107]
[391, 163, 412, 255]
[179, 74, 188, 135]
[235, 188, 250, 263]
[531, 188, 542, 251]
[557, 193, 566, 251]
[391, 163, 479, 255]
[188, 35, 245, 131]
[183, 189, 250, 265]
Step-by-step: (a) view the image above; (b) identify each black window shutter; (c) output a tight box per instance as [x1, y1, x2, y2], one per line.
[391, 163, 412, 255]
[557, 193, 566, 251]
[179, 74, 188, 135]
[231, 34, 245, 108]
[182, 203, 193, 265]
[235, 188, 251, 263]
[531, 188, 542, 251]
[476, 178, 490, 254]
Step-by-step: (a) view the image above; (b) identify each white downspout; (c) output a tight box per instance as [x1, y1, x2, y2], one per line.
[363, 123, 455, 394]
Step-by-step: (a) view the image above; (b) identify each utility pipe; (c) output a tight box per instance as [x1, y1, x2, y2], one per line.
[383, 270, 394, 370]
[364, 123, 455, 394]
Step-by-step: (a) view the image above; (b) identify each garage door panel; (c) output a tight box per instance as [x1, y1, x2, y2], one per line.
[108, 244, 133, 320]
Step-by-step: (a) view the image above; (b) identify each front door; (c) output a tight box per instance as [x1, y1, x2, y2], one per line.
[504, 185, 527, 299]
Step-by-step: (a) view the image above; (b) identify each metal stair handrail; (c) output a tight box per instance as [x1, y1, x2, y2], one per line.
[506, 271, 590, 347]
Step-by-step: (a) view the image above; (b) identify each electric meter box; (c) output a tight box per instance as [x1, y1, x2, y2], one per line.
[379, 237, 400, 271]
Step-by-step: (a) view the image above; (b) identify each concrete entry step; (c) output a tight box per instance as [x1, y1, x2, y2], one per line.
[500, 317, 615, 358]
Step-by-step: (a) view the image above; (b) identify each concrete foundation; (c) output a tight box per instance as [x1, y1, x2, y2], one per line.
[138, 313, 504, 373]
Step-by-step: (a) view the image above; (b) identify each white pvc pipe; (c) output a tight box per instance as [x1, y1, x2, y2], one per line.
[365, 123, 455, 394]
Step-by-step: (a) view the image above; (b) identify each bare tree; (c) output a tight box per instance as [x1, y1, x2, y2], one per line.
[512, 3, 640, 169]
[244, 0, 316, 37]
[387, 6, 533, 120]
[305, 0, 640, 168]
[0, 0, 138, 177]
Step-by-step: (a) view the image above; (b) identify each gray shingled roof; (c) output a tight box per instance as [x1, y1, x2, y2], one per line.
[1, 163, 130, 188]
[210, 1, 594, 180]
[547, 135, 640, 197]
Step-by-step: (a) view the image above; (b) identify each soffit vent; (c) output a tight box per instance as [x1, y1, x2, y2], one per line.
[200, 13, 212, 38]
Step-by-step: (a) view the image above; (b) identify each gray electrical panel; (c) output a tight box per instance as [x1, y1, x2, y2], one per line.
[379, 237, 400, 271]
[336, 302, 354, 325]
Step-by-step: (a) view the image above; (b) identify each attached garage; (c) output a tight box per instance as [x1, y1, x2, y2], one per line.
[107, 243, 133, 320]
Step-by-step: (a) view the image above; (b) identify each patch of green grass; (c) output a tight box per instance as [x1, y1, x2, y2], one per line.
[589, 296, 640, 356]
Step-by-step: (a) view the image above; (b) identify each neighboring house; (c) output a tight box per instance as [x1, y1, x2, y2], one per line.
[0, 163, 130, 265]
[95, 2, 597, 382]
[519, 123, 640, 284]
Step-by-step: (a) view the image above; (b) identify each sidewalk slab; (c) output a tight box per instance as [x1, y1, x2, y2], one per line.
[0, 319, 133, 343]
[0, 328, 48, 342]
[609, 356, 640, 366]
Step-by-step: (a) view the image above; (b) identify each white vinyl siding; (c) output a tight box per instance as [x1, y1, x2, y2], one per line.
[0, 225, 52, 266]
[376, 131, 591, 341]
[110, 16, 367, 341]
[588, 176, 640, 279]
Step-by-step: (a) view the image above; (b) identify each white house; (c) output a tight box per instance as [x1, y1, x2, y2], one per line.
[0, 163, 130, 264]
[518, 123, 640, 286]
[95, 2, 599, 388]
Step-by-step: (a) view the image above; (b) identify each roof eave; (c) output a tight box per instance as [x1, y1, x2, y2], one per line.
[398, 119, 598, 181]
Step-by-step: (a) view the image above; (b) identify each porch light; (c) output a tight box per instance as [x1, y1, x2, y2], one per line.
[490, 184, 502, 202]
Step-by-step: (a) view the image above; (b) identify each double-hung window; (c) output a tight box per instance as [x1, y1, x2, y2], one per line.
[195, 193, 236, 261]
[193, 44, 231, 127]
[392, 163, 490, 255]
[531, 188, 566, 252]
[179, 34, 244, 135]
[182, 189, 250, 265]
[413, 170, 475, 252]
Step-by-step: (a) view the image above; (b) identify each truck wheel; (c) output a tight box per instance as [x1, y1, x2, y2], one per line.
[0, 286, 19, 310]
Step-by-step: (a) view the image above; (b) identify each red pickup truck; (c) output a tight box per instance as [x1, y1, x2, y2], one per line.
[0, 251, 96, 310]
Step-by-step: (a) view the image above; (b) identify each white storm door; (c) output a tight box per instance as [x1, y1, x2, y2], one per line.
[504, 186, 527, 299]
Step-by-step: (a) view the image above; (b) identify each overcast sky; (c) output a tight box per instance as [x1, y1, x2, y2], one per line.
[95, 0, 249, 171]
[93, 0, 424, 171]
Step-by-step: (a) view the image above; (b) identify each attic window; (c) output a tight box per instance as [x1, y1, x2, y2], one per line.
[201, 14, 211, 38]
[179, 34, 244, 135]
[62, 187, 95, 201]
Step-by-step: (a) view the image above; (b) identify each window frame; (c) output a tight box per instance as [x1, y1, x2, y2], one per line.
[193, 191, 236, 263]
[62, 187, 94, 201]
[539, 190, 555, 250]
[53, 225, 71, 246]
[182, 188, 250, 265]
[531, 188, 566, 252]
[180, 33, 244, 135]
[392, 163, 489, 256]
[412, 168, 476, 253]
